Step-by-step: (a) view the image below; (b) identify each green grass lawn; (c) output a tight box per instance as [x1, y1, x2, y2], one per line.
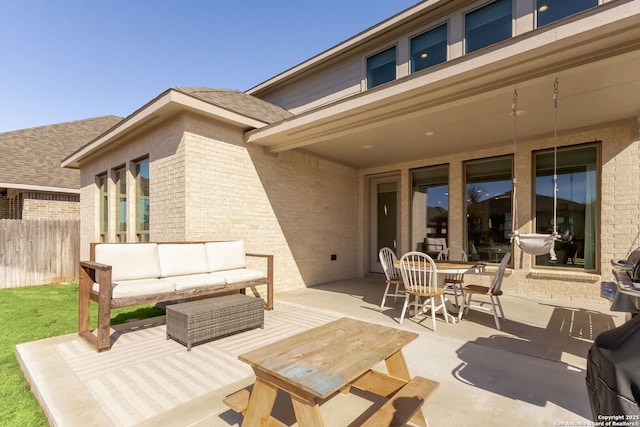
[0, 282, 165, 426]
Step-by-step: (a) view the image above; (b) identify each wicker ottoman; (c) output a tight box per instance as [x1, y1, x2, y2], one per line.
[166, 294, 264, 351]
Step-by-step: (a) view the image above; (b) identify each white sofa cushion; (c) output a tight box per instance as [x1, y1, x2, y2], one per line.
[93, 278, 175, 299]
[205, 241, 247, 272]
[209, 268, 266, 284]
[94, 243, 161, 281]
[158, 243, 209, 277]
[170, 273, 226, 291]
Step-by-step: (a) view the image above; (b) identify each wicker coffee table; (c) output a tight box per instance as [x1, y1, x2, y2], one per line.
[166, 294, 264, 351]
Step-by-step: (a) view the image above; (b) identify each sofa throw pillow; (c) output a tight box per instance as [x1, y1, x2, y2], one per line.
[94, 243, 161, 281]
[206, 241, 247, 272]
[158, 243, 209, 277]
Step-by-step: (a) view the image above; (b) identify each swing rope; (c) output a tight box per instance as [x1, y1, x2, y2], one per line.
[510, 79, 560, 261]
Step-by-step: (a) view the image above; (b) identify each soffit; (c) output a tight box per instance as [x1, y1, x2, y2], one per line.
[246, 8, 640, 169]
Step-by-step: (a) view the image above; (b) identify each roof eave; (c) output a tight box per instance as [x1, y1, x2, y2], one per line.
[62, 89, 269, 169]
[245, 0, 451, 95]
[0, 182, 80, 194]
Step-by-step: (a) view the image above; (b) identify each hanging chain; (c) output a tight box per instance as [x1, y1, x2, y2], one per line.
[512, 89, 518, 234]
[552, 78, 559, 236]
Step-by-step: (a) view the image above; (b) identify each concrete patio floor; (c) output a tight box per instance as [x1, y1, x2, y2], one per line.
[17, 275, 625, 426]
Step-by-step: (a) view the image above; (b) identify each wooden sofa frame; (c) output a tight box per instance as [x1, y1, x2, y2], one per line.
[78, 241, 273, 352]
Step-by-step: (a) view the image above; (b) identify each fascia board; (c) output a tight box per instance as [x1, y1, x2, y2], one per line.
[246, 2, 640, 152]
[0, 182, 80, 194]
[62, 89, 268, 169]
[245, 0, 446, 95]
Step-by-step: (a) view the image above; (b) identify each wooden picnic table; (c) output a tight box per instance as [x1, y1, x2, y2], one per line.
[233, 317, 437, 426]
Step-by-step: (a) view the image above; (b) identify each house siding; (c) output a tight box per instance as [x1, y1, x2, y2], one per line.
[259, 59, 363, 114]
[360, 119, 640, 302]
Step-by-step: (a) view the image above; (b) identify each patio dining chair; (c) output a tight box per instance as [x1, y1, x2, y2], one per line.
[437, 248, 468, 321]
[463, 252, 511, 330]
[379, 247, 404, 308]
[399, 251, 450, 331]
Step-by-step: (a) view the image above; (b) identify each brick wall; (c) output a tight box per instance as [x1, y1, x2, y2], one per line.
[77, 111, 638, 302]
[179, 114, 359, 291]
[21, 192, 80, 220]
[0, 190, 79, 220]
[78, 113, 359, 293]
[361, 118, 640, 302]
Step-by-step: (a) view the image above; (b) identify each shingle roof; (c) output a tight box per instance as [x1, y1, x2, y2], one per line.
[174, 87, 293, 124]
[0, 116, 122, 190]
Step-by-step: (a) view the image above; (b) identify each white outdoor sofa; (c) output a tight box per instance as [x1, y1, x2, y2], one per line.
[78, 241, 273, 352]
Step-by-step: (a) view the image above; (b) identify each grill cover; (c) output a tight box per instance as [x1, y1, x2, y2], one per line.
[586, 314, 640, 419]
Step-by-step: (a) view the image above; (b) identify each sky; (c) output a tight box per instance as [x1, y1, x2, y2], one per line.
[0, 0, 419, 133]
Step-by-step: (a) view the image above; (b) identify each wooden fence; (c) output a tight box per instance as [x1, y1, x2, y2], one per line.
[0, 220, 80, 288]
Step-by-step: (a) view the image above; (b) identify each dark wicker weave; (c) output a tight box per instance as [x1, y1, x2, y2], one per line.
[166, 294, 264, 351]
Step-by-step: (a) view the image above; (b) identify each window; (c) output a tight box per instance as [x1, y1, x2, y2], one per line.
[411, 165, 449, 256]
[367, 47, 396, 89]
[534, 144, 598, 269]
[115, 167, 127, 242]
[411, 24, 447, 73]
[536, 0, 598, 27]
[465, 156, 512, 263]
[465, 0, 512, 54]
[97, 173, 108, 243]
[135, 158, 150, 242]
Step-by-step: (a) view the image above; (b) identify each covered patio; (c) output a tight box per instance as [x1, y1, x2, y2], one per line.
[18, 276, 623, 426]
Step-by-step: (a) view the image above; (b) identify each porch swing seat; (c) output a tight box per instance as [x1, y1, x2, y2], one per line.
[511, 232, 558, 257]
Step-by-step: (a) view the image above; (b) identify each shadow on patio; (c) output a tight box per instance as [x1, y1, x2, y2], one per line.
[17, 275, 625, 426]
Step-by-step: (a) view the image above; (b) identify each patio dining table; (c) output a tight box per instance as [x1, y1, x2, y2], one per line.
[393, 259, 485, 320]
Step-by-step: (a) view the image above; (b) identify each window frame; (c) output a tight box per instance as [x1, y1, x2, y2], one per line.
[97, 173, 108, 243]
[114, 165, 127, 242]
[535, 0, 599, 28]
[366, 45, 398, 90]
[410, 164, 450, 256]
[464, 155, 514, 264]
[134, 158, 150, 243]
[464, 0, 513, 54]
[533, 142, 600, 270]
[410, 22, 449, 74]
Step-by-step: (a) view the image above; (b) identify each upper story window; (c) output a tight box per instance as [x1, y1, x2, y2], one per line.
[410, 24, 448, 73]
[97, 173, 108, 243]
[135, 158, 150, 242]
[115, 166, 127, 242]
[465, 0, 513, 54]
[536, 0, 598, 27]
[367, 46, 396, 89]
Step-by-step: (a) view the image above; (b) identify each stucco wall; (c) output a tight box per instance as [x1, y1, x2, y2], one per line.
[360, 118, 640, 302]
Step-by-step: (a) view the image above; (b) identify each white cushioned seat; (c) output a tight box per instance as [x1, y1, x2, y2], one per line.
[209, 268, 266, 284]
[170, 273, 226, 291]
[205, 241, 247, 272]
[94, 278, 175, 298]
[158, 243, 209, 277]
[95, 243, 161, 281]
